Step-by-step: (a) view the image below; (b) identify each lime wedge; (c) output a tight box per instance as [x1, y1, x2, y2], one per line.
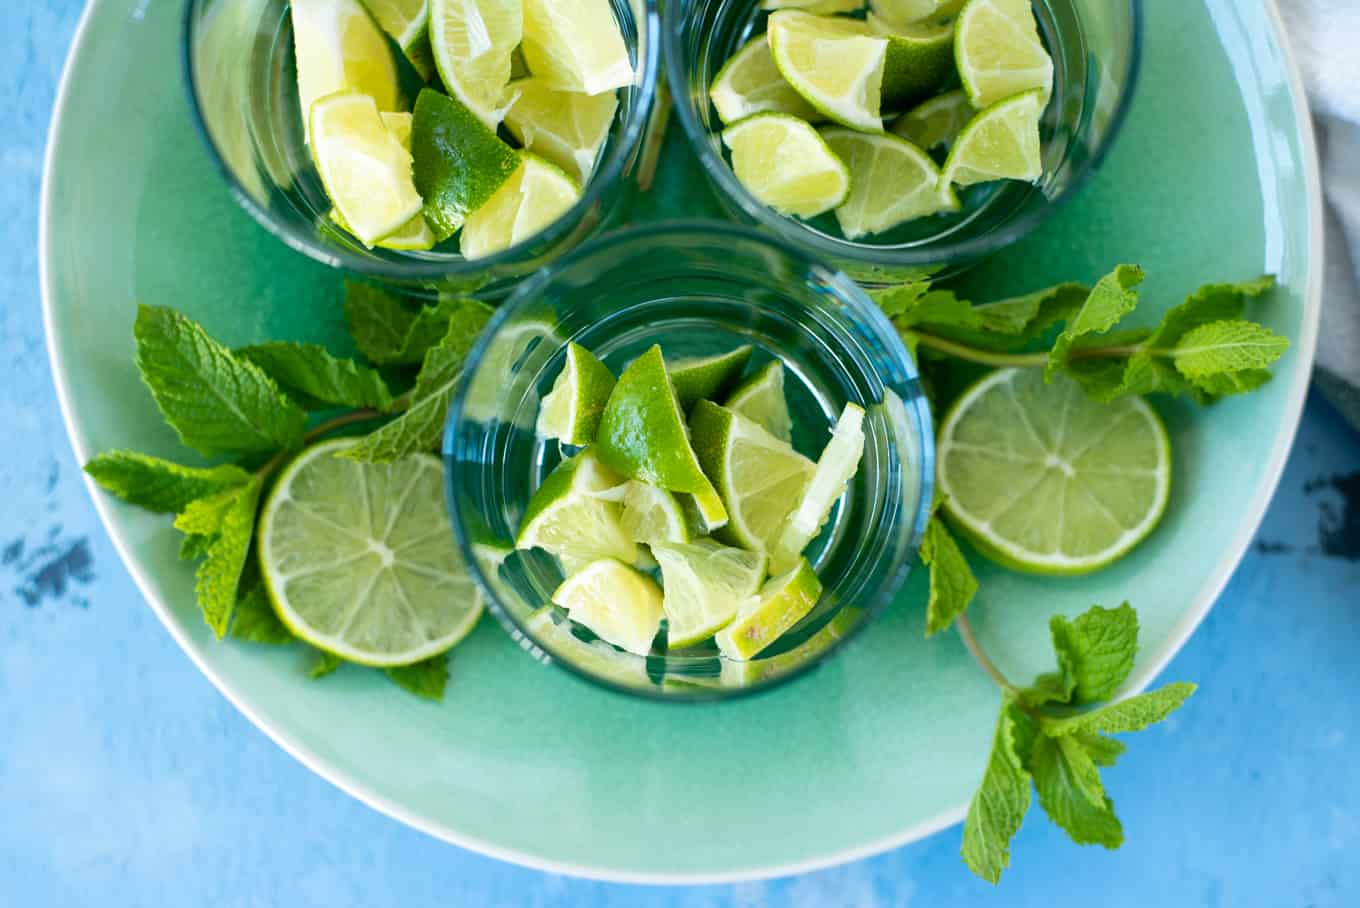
[609, 481, 691, 547]
[724, 360, 792, 443]
[537, 342, 617, 445]
[869, 12, 957, 109]
[410, 88, 520, 242]
[358, 0, 434, 81]
[653, 539, 768, 648]
[291, 0, 401, 144]
[722, 113, 851, 219]
[954, 0, 1053, 109]
[328, 111, 432, 251]
[689, 399, 815, 554]
[461, 153, 582, 260]
[822, 129, 959, 239]
[552, 559, 663, 655]
[871, 0, 963, 26]
[762, 0, 865, 12]
[891, 88, 973, 151]
[516, 451, 640, 566]
[722, 605, 859, 685]
[525, 606, 651, 684]
[258, 439, 483, 667]
[310, 92, 424, 247]
[940, 87, 1043, 186]
[771, 402, 866, 573]
[523, 0, 635, 96]
[767, 10, 888, 133]
[715, 558, 823, 661]
[428, 0, 521, 128]
[937, 368, 1172, 575]
[709, 33, 820, 125]
[669, 345, 754, 411]
[505, 77, 620, 184]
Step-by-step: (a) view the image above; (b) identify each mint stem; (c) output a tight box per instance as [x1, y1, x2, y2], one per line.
[909, 331, 1152, 369]
[252, 407, 385, 482]
[956, 614, 1020, 695]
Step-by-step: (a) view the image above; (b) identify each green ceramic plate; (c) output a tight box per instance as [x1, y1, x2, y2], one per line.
[42, 0, 1320, 883]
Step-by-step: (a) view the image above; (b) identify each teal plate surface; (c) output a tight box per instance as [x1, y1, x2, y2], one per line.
[42, 0, 1320, 883]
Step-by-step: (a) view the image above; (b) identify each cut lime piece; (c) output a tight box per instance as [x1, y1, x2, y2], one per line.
[871, 0, 963, 26]
[525, 606, 651, 685]
[767, 10, 888, 133]
[870, 13, 957, 111]
[822, 129, 959, 239]
[708, 33, 820, 125]
[310, 92, 424, 247]
[653, 539, 768, 648]
[358, 0, 434, 80]
[410, 88, 520, 242]
[523, 0, 635, 96]
[596, 345, 730, 529]
[936, 367, 1172, 575]
[669, 345, 754, 411]
[722, 113, 851, 219]
[954, 0, 1053, 109]
[689, 399, 815, 554]
[761, 0, 865, 12]
[461, 153, 582, 260]
[724, 360, 793, 443]
[605, 481, 691, 547]
[355, 111, 435, 250]
[516, 450, 639, 566]
[258, 438, 483, 667]
[291, 0, 401, 145]
[537, 342, 617, 445]
[771, 402, 866, 572]
[721, 605, 859, 685]
[940, 87, 1043, 186]
[552, 559, 663, 655]
[891, 88, 973, 151]
[505, 77, 620, 184]
[715, 558, 823, 661]
[380, 110, 412, 145]
[428, 0, 521, 128]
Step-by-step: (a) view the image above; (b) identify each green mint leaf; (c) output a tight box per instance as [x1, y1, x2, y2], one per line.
[974, 283, 1089, 338]
[229, 583, 294, 645]
[1048, 603, 1139, 704]
[1042, 682, 1197, 737]
[1144, 276, 1274, 349]
[84, 451, 252, 514]
[1190, 368, 1272, 399]
[194, 478, 263, 638]
[1062, 357, 1134, 403]
[1019, 671, 1077, 709]
[237, 342, 395, 412]
[1029, 733, 1124, 848]
[345, 282, 418, 365]
[1106, 353, 1198, 402]
[386, 654, 451, 700]
[870, 281, 931, 318]
[392, 297, 483, 365]
[179, 532, 215, 561]
[1046, 266, 1144, 380]
[1172, 320, 1290, 379]
[961, 700, 1035, 884]
[174, 484, 250, 536]
[1075, 732, 1126, 767]
[134, 305, 307, 456]
[308, 649, 344, 679]
[920, 511, 979, 636]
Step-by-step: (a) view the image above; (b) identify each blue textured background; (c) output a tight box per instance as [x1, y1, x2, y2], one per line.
[4, 2, 1360, 905]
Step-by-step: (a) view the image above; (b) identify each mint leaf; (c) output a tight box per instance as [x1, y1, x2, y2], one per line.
[961, 700, 1034, 883]
[1042, 682, 1197, 737]
[386, 654, 450, 700]
[974, 283, 1088, 338]
[194, 477, 262, 637]
[345, 282, 418, 364]
[1019, 670, 1076, 709]
[84, 451, 251, 514]
[1049, 603, 1139, 704]
[1029, 733, 1124, 848]
[134, 305, 307, 456]
[394, 297, 483, 365]
[238, 342, 395, 411]
[921, 512, 978, 636]
[870, 282, 931, 318]
[1074, 732, 1125, 767]
[1172, 320, 1289, 379]
[1190, 368, 1272, 399]
[1046, 266, 1144, 380]
[229, 583, 294, 645]
[174, 484, 249, 536]
[1144, 276, 1274, 349]
[308, 649, 344, 679]
[179, 532, 215, 561]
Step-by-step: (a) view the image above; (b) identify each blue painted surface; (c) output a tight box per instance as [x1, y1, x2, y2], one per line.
[3, 1, 1359, 904]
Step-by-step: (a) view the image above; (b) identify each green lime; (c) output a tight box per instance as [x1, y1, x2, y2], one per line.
[504, 77, 620, 185]
[761, 0, 866, 12]
[428, 0, 521, 128]
[724, 360, 792, 443]
[596, 345, 730, 529]
[291, 0, 401, 145]
[593, 480, 692, 547]
[940, 87, 1044, 186]
[715, 558, 823, 661]
[822, 129, 959, 239]
[771, 402, 866, 573]
[410, 88, 520, 242]
[669, 345, 754, 411]
[522, 0, 635, 96]
[722, 113, 851, 219]
[721, 605, 859, 686]
[767, 10, 888, 133]
[460, 152, 582, 260]
[536, 342, 617, 446]
[257, 438, 483, 667]
[689, 399, 815, 554]
[552, 559, 663, 655]
[954, 0, 1053, 109]
[653, 539, 768, 648]
[331, 111, 436, 251]
[708, 33, 820, 125]
[358, 0, 434, 81]
[936, 367, 1172, 575]
[890, 88, 973, 151]
[869, 12, 957, 109]
[525, 606, 650, 684]
[516, 450, 640, 566]
[871, 0, 963, 26]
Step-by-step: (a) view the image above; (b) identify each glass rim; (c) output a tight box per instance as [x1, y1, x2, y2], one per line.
[180, 0, 661, 284]
[662, 0, 1145, 270]
[444, 218, 937, 702]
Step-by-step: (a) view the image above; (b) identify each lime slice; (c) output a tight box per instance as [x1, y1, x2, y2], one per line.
[291, 0, 400, 144]
[669, 345, 754, 411]
[869, 12, 957, 109]
[428, 0, 521, 128]
[505, 77, 620, 185]
[891, 88, 973, 151]
[937, 368, 1172, 575]
[722, 113, 851, 219]
[708, 33, 820, 125]
[771, 402, 866, 572]
[940, 87, 1043, 186]
[537, 342, 616, 445]
[596, 345, 730, 529]
[607, 481, 691, 547]
[871, 0, 963, 26]
[954, 0, 1053, 109]
[461, 153, 582, 260]
[689, 399, 815, 554]
[653, 539, 768, 648]
[258, 439, 483, 667]
[822, 129, 959, 239]
[525, 606, 651, 684]
[523, 0, 635, 96]
[552, 559, 663, 655]
[761, 0, 865, 12]
[724, 360, 793, 443]
[715, 558, 823, 661]
[310, 92, 424, 247]
[767, 10, 888, 133]
[516, 450, 640, 566]
[358, 0, 434, 80]
[411, 88, 520, 242]
[330, 111, 433, 251]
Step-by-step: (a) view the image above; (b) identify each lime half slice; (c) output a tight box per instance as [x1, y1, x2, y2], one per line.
[940, 87, 1044, 186]
[891, 88, 974, 151]
[767, 10, 888, 133]
[516, 451, 639, 566]
[291, 0, 400, 144]
[954, 0, 1053, 109]
[722, 113, 851, 219]
[724, 360, 793, 443]
[523, 0, 635, 95]
[429, 0, 521, 128]
[505, 77, 620, 184]
[552, 559, 663, 655]
[771, 402, 866, 573]
[823, 129, 959, 239]
[937, 367, 1172, 575]
[258, 439, 483, 667]
[715, 558, 823, 661]
[536, 342, 617, 446]
[461, 153, 582, 260]
[669, 346, 754, 411]
[653, 539, 768, 648]
[709, 33, 820, 125]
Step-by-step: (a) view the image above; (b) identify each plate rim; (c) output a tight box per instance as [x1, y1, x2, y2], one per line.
[39, 0, 1323, 885]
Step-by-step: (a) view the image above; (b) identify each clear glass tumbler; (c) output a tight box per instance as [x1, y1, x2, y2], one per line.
[183, 0, 660, 299]
[665, 0, 1142, 284]
[444, 221, 935, 700]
